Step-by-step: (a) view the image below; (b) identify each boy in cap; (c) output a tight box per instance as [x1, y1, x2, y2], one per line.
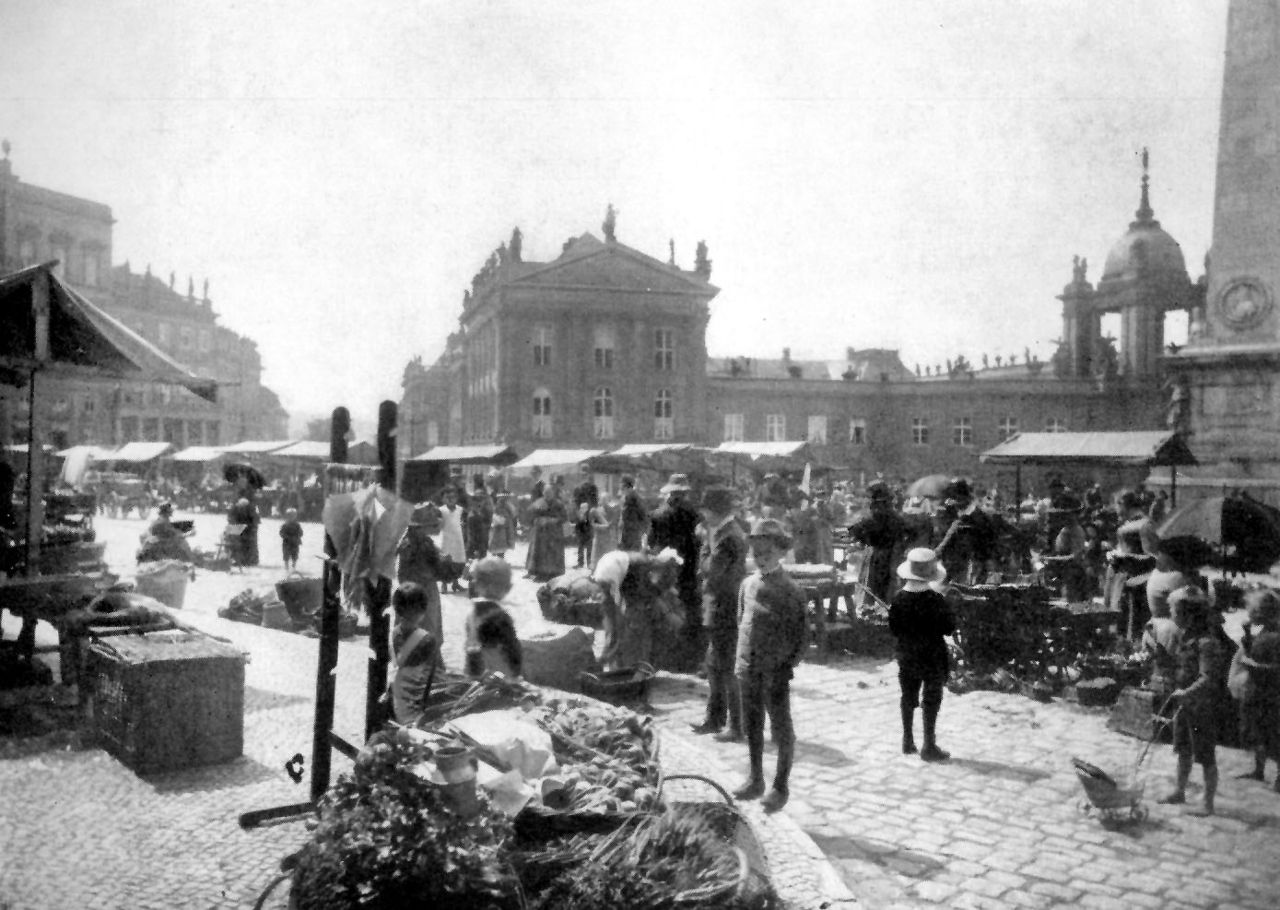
[279, 507, 303, 572]
[889, 547, 955, 761]
[733, 518, 808, 812]
[692, 485, 748, 740]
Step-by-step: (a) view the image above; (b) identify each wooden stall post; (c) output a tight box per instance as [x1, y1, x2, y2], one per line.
[363, 401, 397, 740]
[311, 405, 349, 802]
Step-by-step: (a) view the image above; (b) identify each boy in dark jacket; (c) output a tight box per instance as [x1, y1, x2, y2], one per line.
[889, 547, 956, 762]
[279, 508, 303, 571]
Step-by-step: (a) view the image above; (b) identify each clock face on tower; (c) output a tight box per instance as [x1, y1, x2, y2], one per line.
[1217, 277, 1273, 330]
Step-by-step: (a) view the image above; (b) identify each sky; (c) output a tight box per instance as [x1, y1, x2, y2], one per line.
[1, 0, 1229, 431]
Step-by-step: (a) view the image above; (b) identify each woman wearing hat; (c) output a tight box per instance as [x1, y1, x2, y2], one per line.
[524, 481, 568, 582]
[397, 503, 445, 654]
[848, 482, 911, 604]
[888, 548, 956, 762]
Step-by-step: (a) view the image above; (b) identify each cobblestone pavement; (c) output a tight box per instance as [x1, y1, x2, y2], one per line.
[3, 513, 1280, 908]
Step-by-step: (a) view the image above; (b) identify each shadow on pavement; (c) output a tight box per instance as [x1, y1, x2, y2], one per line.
[245, 686, 312, 714]
[948, 756, 1053, 783]
[793, 740, 852, 766]
[805, 831, 945, 879]
[1213, 805, 1280, 831]
[148, 755, 281, 794]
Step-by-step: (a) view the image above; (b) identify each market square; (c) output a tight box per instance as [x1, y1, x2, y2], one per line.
[5, 2, 1280, 908]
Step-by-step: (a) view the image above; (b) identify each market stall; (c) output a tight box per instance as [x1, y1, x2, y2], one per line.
[979, 430, 1197, 509]
[402, 443, 520, 502]
[0, 262, 216, 668]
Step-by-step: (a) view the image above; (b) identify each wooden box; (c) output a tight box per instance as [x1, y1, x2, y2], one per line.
[86, 631, 245, 774]
[1107, 686, 1169, 742]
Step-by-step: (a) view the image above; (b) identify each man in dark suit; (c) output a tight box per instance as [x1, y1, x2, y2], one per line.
[691, 485, 748, 740]
[571, 466, 599, 568]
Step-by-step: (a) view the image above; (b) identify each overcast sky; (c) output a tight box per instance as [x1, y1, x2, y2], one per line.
[1, 0, 1229, 431]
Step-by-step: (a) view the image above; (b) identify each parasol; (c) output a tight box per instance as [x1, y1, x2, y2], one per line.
[1157, 495, 1280, 573]
[223, 462, 266, 490]
[905, 474, 952, 500]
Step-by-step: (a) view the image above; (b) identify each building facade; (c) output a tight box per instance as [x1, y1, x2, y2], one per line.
[0, 148, 287, 450]
[400, 220, 718, 464]
[406, 176, 1193, 489]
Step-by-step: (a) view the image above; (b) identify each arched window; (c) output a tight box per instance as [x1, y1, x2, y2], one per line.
[593, 325, 615, 369]
[532, 387, 553, 438]
[593, 387, 615, 439]
[653, 389, 673, 440]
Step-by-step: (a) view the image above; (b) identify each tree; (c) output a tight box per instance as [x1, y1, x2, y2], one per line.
[305, 417, 329, 441]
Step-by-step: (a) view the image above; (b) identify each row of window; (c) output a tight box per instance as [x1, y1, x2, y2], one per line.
[530, 327, 677, 371]
[530, 387, 675, 440]
[722, 414, 1068, 444]
[117, 417, 221, 446]
[18, 237, 102, 287]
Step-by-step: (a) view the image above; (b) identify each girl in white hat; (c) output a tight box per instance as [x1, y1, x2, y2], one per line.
[888, 547, 956, 762]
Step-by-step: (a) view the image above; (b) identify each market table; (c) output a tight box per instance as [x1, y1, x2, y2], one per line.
[795, 573, 860, 657]
[0, 573, 108, 666]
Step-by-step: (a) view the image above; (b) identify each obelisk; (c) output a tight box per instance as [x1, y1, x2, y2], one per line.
[1170, 0, 1280, 490]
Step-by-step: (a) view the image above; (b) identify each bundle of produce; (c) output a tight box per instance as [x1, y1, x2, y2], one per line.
[41, 523, 96, 547]
[415, 671, 543, 726]
[525, 806, 772, 910]
[290, 736, 520, 910]
[536, 575, 606, 628]
[517, 697, 662, 832]
[948, 583, 1052, 673]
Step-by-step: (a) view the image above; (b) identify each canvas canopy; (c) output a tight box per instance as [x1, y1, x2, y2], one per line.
[107, 441, 173, 462]
[0, 263, 217, 401]
[219, 440, 294, 455]
[509, 448, 608, 471]
[410, 444, 519, 465]
[269, 440, 332, 460]
[169, 445, 228, 463]
[714, 441, 814, 460]
[979, 431, 1197, 467]
[585, 442, 708, 476]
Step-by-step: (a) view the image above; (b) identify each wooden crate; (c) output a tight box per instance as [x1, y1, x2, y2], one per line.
[86, 631, 245, 775]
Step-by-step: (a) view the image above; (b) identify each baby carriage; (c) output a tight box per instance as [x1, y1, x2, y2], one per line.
[1074, 701, 1176, 824]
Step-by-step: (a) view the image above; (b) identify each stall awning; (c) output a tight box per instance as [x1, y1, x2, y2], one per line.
[169, 445, 228, 463]
[410, 444, 520, 465]
[0, 263, 218, 402]
[108, 441, 173, 462]
[55, 444, 117, 461]
[268, 440, 332, 460]
[714, 441, 813, 460]
[585, 443, 707, 475]
[219, 440, 294, 455]
[979, 431, 1197, 467]
[509, 448, 608, 471]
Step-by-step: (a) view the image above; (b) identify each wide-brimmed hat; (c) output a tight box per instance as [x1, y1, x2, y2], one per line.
[157, 501, 174, 514]
[897, 547, 947, 583]
[867, 481, 892, 502]
[943, 478, 972, 502]
[410, 502, 442, 528]
[747, 517, 792, 548]
[660, 473, 692, 494]
[700, 485, 735, 515]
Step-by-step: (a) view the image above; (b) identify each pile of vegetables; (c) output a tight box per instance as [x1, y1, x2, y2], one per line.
[290, 737, 519, 910]
[521, 807, 775, 910]
[530, 697, 660, 814]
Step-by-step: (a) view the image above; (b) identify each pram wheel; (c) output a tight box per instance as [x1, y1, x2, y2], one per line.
[1129, 804, 1148, 822]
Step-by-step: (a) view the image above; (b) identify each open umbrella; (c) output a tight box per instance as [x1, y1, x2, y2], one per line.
[905, 474, 953, 500]
[223, 462, 266, 490]
[1158, 495, 1280, 573]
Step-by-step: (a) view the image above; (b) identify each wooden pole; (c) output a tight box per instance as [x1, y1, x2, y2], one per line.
[310, 406, 349, 802]
[364, 401, 397, 740]
[1170, 464, 1178, 509]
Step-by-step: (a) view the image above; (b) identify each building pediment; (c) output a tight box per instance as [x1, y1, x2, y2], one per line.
[509, 242, 718, 296]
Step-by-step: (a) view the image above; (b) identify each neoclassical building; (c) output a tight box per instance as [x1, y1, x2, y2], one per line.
[405, 172, 1195, 488]
[0, 146, 287, 449]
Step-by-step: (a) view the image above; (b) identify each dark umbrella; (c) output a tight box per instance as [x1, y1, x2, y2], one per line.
[905, 474, 953, 500]
[223, 462, 266, 490]
[1158, 495, 1280, 573]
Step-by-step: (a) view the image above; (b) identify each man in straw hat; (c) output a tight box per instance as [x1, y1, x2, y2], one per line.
[733, 518, 808, 812]
[889, 547, 956, 762]
[691, 485, 748, 740]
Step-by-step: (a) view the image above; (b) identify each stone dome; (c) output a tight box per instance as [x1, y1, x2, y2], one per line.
[1101, 220, 1188, 282]
[1100, 159, 1188, 283]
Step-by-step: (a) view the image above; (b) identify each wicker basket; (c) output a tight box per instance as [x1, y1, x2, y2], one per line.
[578, 663, 655, 705]
[86, 630, 245, 774]
[134, 561, 190, 609]
[275, 574, 323, 620]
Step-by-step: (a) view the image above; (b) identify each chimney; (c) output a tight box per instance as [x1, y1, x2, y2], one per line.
[782, 347, 791, 363]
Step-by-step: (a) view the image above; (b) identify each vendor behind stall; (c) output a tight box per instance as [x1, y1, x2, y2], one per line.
[137, 501, 193, 563]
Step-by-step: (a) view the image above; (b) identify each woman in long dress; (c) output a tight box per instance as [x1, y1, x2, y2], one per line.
[438, 486, 467, 592]
[524, 484, 568, 581]
[488, 493, 518, 560]
[589, 499, 617, 570]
